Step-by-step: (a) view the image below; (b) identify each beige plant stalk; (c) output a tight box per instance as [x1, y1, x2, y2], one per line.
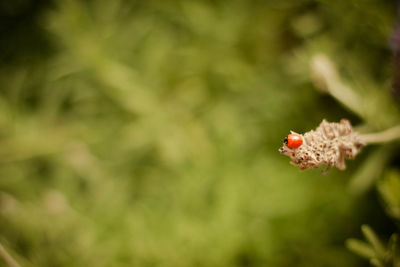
[279, 53, 400, 172]
[279, 119, 364, 171]
[279, 119, 400, 172]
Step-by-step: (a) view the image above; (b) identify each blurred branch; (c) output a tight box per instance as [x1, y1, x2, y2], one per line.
[0, 243, 20, 267]
[311, 54, 365, 118]
[310, 54, 399, 128]
[361, 125, 400, 144]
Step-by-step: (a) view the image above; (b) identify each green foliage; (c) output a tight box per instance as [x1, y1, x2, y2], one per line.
[347, 225, 399, 267]
[378, 170, 400, 221]
[0, 0, 399, 266]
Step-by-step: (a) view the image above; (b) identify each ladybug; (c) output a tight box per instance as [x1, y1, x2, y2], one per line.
[284, 133, 303, 149]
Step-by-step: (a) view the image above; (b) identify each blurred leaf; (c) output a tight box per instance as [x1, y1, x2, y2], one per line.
[348, 145, 393, 195]
[362, 225, 386, 259]
[378, 170, 400, 220]
[347, 226, 400, 267]
[346, 238, 376, 259]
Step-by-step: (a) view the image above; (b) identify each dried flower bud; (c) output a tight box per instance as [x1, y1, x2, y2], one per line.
[279, 119, 365, 172]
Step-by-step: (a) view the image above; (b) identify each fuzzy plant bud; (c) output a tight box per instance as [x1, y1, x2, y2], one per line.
[279, 119, 365, 172]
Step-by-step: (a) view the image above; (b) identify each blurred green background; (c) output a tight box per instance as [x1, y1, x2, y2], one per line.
[0, 0, 399, 266]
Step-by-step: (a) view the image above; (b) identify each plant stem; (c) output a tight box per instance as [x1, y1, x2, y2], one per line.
[361, 125, 400, 144]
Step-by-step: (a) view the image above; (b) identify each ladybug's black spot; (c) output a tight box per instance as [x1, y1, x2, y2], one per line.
[284, 137, 288, 145]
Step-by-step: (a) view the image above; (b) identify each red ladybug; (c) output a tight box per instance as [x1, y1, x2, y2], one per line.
[284, 133, 303, 149]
